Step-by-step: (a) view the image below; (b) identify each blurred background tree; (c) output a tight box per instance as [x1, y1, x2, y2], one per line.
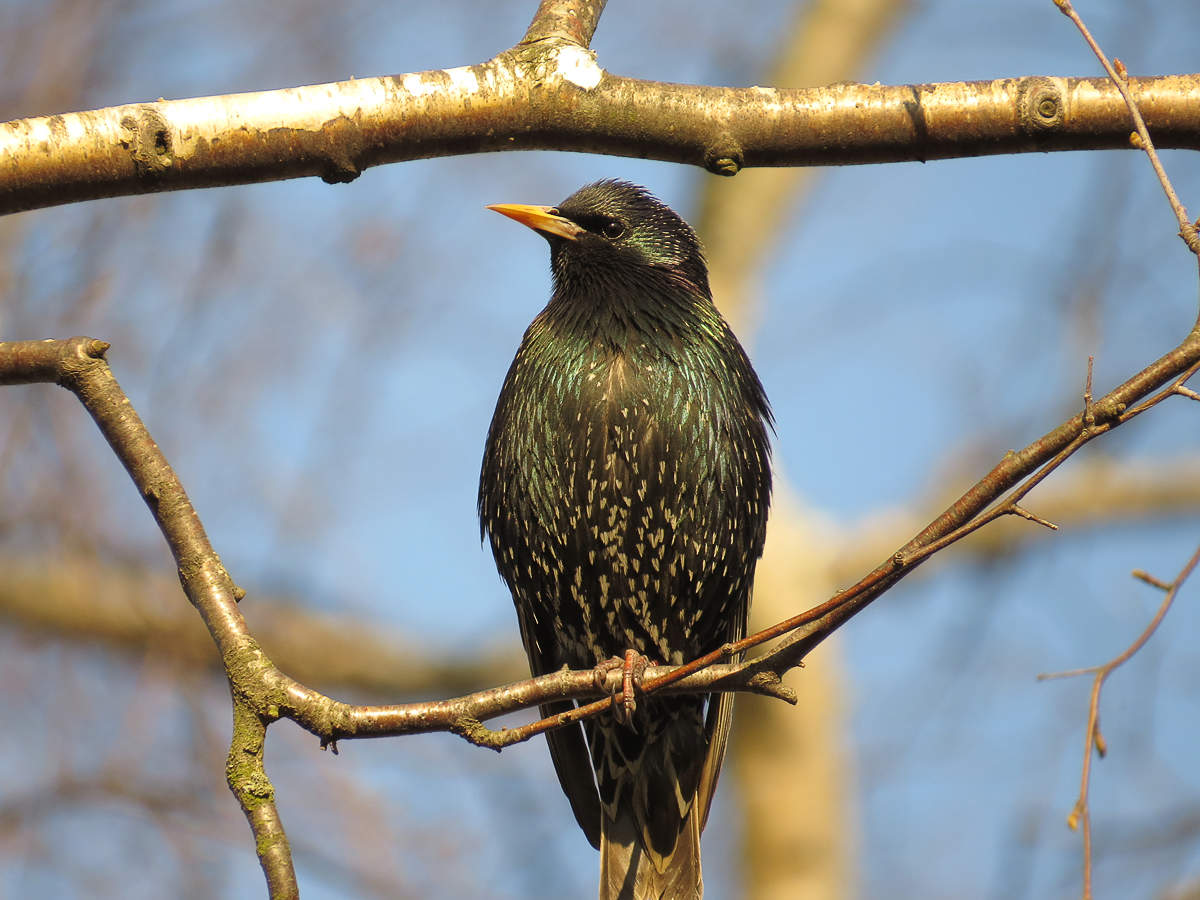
[2, 0, 1199, 897]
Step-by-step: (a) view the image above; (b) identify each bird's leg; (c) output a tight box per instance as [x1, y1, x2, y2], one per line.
[621, 648, 650, 722]
[592, 656, 624, 694]
[592, 650, 652, 726]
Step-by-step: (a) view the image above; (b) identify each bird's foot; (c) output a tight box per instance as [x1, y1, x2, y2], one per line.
[592, 650, 651, 727]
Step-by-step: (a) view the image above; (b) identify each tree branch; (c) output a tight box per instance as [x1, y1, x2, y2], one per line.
[3, 38, 1200, 215]
[1054, 0, 1199, 253]
[1, 286, 1196, 891]
[1040, 543, 1200, 900]
[228, 699, 298, 900]
[8, 330, 1195, 745]
[0, 342, 797, 754]
[521, 0, 607, 46]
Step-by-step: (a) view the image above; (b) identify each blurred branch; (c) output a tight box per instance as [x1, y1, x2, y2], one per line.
[0, 769, 205, 832]
[4, 25, 1200, 212]
[5, 455, 1193, 691]
[828, 455, 1200, 585]
[3, 453, 1194, 696]
[0, 557, 526, 697]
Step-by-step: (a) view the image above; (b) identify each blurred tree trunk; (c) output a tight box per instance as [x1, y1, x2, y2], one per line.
[699, 1, 910, 896]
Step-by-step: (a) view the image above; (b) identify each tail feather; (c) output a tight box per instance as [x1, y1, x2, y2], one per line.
[599, 800, 702, 900]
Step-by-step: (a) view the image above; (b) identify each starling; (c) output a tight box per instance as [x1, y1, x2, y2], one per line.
[479, 180, 772, 900]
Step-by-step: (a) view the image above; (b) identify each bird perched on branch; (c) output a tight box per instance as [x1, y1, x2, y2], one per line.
[479, 180, 772, 900]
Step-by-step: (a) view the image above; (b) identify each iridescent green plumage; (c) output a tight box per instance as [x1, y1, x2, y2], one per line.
[479, 180, 772, 899]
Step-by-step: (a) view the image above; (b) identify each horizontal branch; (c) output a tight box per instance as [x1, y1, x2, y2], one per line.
[2, 29, 1198, 214]
[312, 661, 794, 751]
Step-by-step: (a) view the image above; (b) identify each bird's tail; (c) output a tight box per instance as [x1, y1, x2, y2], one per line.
[598, 792, 703, 900]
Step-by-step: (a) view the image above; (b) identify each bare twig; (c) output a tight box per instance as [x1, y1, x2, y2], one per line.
[1039, 543, 1200, 900]
[1054, 0, 1200, 254]
[727, 336, 1200, 675]
[1037, 10, 1200, 897]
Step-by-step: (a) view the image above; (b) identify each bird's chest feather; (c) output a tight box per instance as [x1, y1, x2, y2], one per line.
[506, 342, 737, 663]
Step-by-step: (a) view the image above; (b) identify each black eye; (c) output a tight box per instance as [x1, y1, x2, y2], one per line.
[600, 218, 625, 239]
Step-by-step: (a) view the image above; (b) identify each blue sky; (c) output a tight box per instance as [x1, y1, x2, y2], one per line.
[2, 0, 1200, 897]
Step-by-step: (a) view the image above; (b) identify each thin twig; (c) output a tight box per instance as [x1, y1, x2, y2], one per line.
[1043, 8, 1200, 894]
[1054, 0, 1200, 254]
[1040, 543, 1200, 900]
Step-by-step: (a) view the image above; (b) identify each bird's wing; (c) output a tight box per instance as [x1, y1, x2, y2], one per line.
[510, 593, 604, 850]
[541, 699, 604, 849]
[696, 610, 747, 828]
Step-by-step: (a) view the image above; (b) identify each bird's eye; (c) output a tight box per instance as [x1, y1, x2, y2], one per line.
[600, 219, 625, 239]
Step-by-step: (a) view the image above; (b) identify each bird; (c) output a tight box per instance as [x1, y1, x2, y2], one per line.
[478, 179, 772, 900]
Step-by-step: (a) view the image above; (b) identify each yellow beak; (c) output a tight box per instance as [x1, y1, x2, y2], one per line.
[487, 203, 583, 241]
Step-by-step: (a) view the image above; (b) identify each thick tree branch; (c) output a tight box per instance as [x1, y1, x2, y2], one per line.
[3, 40, 1200, 215]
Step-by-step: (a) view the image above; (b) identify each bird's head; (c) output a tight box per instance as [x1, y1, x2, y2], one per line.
[488, 180, 710, 302]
